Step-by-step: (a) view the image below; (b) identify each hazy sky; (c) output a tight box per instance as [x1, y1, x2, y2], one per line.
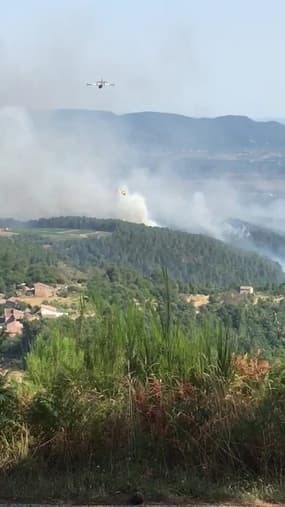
[1, 0, 285, 117]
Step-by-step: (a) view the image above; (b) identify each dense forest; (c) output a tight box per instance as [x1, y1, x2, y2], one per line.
[0, 237, 62, 292]
[61, 225, 282, 287]
[14, 216, 285, 288]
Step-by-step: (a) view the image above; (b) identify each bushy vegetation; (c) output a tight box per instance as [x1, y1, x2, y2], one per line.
[84, 266, 285, 356]
[1, 281, 285, 502]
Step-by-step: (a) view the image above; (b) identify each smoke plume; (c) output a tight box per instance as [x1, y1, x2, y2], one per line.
[0, 106, 156, 225]
[1, 105, 285, 271]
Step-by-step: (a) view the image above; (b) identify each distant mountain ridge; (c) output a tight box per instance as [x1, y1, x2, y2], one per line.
[30, 110, 285, 154]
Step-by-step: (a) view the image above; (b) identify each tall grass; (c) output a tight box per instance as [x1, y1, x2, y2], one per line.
[0, 276, 284, 494]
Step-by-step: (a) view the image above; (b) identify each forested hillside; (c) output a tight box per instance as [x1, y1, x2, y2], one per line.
[227, 219, 285, 263]
[0, 237, 62, 291]
[0, 217, 283, 291]
[40, 217, 284, 288]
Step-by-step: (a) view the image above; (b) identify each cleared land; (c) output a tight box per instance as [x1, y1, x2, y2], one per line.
[0, 229, 18, 237]
[183, 294, 210, 309]
[13, 292, 82, 310]
[12, 228, 112, 240]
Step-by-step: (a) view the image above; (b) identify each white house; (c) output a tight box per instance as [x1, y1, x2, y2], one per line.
[239, 286, 254, 295]
[40, 304, 67, 319]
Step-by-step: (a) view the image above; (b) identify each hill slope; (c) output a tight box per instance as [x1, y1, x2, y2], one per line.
[24, 217, 284, 288]
[226, 219, 285, 268]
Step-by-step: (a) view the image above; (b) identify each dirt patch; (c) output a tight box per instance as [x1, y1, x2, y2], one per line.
[15, 296, 53, 307]
[182, 294, 209, 309]
[13, 293, 81, 310]
[0, 229, 17, 237]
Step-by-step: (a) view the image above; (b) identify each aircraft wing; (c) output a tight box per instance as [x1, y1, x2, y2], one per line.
[86, 82, 97, 86]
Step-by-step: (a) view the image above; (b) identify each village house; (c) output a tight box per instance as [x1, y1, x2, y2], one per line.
[6, 297, 19, 307]
[5, 320, 23, 337]
[4, 308, 24, 323]
[40, 304, 67, 319]
[0, 303, 38, 336]
[34, 283, 56, 298]
[16, 283, 34, 297]
[1, 306, 25, 336]
[239, 285, 254, 296]
[24, 311, 39, 322]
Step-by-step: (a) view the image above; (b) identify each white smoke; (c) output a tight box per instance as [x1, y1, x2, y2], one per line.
[0, 106, 158, 225]
[116, 186, 157, 226]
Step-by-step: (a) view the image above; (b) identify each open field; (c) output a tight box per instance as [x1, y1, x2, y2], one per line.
[14, 293, 82, 309]
[11, 228, 112, 241]
[16, 228, 110, 240]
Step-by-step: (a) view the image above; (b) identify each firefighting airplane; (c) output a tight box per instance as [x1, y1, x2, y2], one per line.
[86, 78, 115, 89]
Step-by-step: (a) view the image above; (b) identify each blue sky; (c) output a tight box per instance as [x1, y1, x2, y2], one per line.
[1, 0, 285, 117]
